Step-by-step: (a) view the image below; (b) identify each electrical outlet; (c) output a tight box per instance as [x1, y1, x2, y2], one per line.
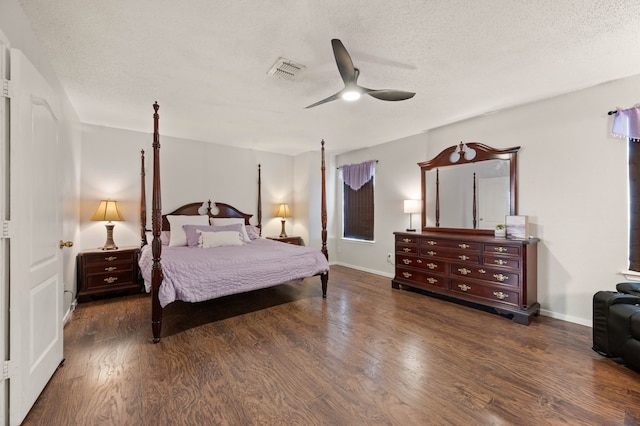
[386, 253, 393, 264]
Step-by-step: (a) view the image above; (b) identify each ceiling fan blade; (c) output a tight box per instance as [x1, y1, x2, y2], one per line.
[364, 89, 416, 102]
[331, 39, 357, 84]
[305, 91, 343, 109]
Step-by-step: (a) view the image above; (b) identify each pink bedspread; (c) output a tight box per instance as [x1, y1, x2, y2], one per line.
[139, 239, 329, 307]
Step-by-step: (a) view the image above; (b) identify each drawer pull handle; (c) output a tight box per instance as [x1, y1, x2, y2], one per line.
[402, 259, 412, 265]
[427, 240, 437, 245]
[416, 259, 423, 264]
[458, 268, 471, 275]
[105, 267, 117, 272]
[104, 277, 118, 284]
[402, 238, 412, 243]
[105, 256, 117, 261]
[458, 284, 471, 291]
[459, 243, 470, 249]
[493, 274, 509, 282]
[494, 247, 508, 253]
[493, 291, 509, 300]
[402, 272, 412, 278]
[478, 269, 486, 274]
[458, 255, 469, 261]
[427, 263, 437, 270]
[494, 259, 507, 265]
[403, 248, 411, 252]
[427, 251, 436, 256]
[427, 278, 437, 284]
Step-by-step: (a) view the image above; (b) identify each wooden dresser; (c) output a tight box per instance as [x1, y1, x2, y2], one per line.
[392, 231, 539, 324]
[77, 246, 142, 302]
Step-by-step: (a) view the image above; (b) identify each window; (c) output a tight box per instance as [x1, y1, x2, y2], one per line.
[343, 179, 374, 240]
[340, 160, 376, 241]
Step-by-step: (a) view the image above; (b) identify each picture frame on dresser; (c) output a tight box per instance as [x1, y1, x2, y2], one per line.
[505, 215, 529, 240]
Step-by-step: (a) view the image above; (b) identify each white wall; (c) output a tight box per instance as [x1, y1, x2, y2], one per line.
[80, 123, 301, 251]
[335, 75, 639, 326]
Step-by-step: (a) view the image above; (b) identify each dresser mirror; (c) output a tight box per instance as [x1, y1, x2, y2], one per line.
[419, 142, 520, 233]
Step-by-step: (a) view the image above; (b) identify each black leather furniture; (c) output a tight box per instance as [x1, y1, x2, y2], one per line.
[592, 282, 640, 370]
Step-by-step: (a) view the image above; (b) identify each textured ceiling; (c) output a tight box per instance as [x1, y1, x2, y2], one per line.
[18, 0, 640, 155]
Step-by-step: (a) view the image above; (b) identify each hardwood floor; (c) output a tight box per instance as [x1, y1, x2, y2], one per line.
[24, 265, 640, 425]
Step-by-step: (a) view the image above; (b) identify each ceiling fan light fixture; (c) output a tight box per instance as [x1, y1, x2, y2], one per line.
[342, 90, 361, 101]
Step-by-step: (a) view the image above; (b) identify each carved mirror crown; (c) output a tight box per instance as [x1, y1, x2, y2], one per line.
[419, 142, 520, 234]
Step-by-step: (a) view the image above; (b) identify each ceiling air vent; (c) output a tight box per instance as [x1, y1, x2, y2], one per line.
[267, 58, 306, 81]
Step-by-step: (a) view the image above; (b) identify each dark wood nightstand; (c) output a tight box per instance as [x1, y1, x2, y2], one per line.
[76, 246, 142, 302]
[267, 236, 303, 246]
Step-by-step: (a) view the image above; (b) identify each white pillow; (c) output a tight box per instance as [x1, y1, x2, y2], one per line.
[197, 230, 244, 248]
[209, 217, 251, 242]
[167, 215, 209, 246]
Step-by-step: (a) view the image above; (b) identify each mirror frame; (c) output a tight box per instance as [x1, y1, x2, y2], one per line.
[418, 142, 520, 234]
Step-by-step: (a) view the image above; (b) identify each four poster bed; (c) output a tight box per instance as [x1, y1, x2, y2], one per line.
[140, 102, 329, 343]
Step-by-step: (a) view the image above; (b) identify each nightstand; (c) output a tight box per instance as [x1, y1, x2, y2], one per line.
[267, 236, 303, 246]
[76, 246, 142, 302]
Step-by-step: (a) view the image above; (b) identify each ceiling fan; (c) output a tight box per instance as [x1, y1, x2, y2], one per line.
[305, 39, 415, 109]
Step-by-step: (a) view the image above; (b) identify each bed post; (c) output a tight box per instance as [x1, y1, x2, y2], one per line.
[140, 149, 147, 247]
[151, 102, 163, 343]
[257, 163, 262, 235]
[320, 140, 328, 297]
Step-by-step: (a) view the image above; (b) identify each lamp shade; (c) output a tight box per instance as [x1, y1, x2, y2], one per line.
[91, 200, 124, 222]
[276, 203, 291, 218]
[403, 199, 421, 214]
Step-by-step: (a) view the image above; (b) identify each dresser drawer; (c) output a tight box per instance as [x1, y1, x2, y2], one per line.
[396, 235, 419, 245]
[396, 267, 446, 289]
[483, 255, 520, 270]
[85, 262, 133, 275]
[396, 255, 445, 274]
[483, 243, 521, 256]
[450, 263, 520, 287]
[396, 245, 418, 255]
[423, 239, 480, 251]
[450, 278, 520, 306]
[420, 248, 480, 264]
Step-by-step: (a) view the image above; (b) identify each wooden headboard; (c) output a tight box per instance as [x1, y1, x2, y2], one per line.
[161, 200, 253, 231]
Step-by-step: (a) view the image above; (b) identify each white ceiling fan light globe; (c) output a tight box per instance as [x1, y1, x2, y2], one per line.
[342, 90, 361, 101]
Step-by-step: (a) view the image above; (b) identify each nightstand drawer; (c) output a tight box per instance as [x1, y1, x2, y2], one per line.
[86, 269, 137, 289]
[82, 250, 137, 265]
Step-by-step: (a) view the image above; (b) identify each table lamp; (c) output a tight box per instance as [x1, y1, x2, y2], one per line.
[276, 203, 291, 238]
[91, 200, 124, 250]
[404, 199, 421, 232]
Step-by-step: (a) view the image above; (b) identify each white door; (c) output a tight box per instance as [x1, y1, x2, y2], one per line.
[8, 49, 64, 426]
[477, 176, 510, 230]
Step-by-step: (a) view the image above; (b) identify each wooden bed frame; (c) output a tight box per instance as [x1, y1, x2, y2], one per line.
[141, 102, 329, 343]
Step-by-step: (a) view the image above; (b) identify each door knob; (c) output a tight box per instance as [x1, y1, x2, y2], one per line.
[59, 240, 73, 249]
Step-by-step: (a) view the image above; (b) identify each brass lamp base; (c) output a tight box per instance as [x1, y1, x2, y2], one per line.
[279, 219, 288, 238]
[101, 223, 119, 250]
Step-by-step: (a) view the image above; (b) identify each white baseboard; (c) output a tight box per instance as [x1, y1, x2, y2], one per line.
[63, 299, 77, 326]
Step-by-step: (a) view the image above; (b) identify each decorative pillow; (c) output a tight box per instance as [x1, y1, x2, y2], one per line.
[246, 225, 261, 240]
[209, 218, 251, 242]
[167, 215, 209, 246]
[145, 231, 171, 245]
[183, 224, 244, 247]
[197, 230, 244, 248]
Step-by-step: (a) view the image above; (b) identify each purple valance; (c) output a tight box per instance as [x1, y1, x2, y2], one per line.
[340, 160, 376, 190]
[612, 106, 640, 142]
